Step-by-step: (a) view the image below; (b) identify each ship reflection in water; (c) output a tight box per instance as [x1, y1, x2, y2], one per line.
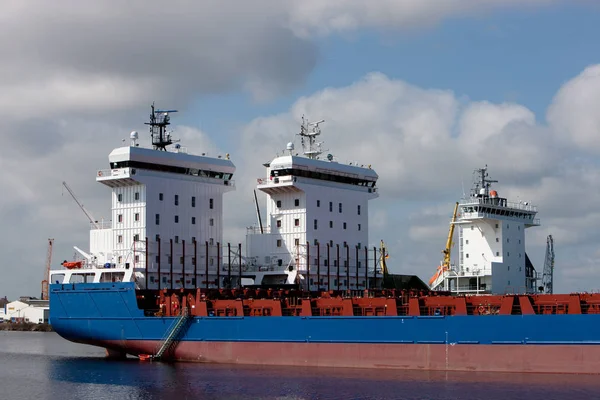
[45, 358, 600, 400]
[0, 332, 598, 400]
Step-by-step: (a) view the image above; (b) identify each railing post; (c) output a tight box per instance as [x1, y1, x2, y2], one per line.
[205, 241, 209, 291]
[346, 243, 350, 292]
[193, 239, 197, 290]
[182, 239, 185, 290]
[306, 241, 310, 292]
[228, 242, 232, 289]
[145, 237, 148, 290]
[217, 242, 220, 290]
[336, 244, 340, 291]
[157, 237, 161, 290]
[317, 242, 320, 292]
[238, 243, 242, 289]
[170, 239, 174, 290]
[355, 245, 359, 291]
[373, 246, 377, 289]
[327, 243, 330, 292]
[364, 246, 368, 290]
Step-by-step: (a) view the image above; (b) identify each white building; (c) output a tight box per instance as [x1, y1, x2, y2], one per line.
[50, 105, 236, 290]
[3, 298, 49, 324]
[245, 118, 379, 290]
[429, 166, 540, 295]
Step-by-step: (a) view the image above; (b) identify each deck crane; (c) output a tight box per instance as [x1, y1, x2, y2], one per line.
[541, 235, 555, 294]
[41, 238, 54, 300]
[62, 181, 100, 229]
[428, 202, 459, 288]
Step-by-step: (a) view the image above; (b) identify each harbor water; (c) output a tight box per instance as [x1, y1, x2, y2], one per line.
[1, 331, 599, 400]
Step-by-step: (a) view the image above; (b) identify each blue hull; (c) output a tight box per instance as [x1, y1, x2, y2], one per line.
[49, 282, 600, 373]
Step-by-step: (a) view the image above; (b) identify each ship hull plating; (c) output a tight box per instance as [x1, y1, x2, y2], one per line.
[86, 340, 600, 374]
[50, 282, 600, 374]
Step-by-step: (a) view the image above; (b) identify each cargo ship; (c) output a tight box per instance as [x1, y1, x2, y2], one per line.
[49, 106, 600, 374]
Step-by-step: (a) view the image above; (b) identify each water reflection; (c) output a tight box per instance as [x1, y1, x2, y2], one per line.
[2, 332, 600, 400]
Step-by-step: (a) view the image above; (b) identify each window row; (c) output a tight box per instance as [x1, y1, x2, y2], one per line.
[117, 193, 214, 209]
[153, 235, 215, 246]
[274, 199, 362, 215]
[155, 214, 214, 226]
[313, 219, 361, 231]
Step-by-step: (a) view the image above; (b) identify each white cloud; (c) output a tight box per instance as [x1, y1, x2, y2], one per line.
[235, 65, 600, 294]
[287, 0, 557, 37]
[0, 0, 591, 299]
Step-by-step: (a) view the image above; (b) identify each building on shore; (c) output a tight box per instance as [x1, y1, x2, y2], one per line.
[2, 297, 49, 324]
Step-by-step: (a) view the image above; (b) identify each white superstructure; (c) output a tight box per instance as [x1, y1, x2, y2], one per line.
[429, 166, 540, 295]
[50, 106, 235, 289]
[245, 118, 379, 290]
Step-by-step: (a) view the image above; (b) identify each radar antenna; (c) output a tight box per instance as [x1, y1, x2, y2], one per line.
[298, 116, 325, 159]
[470, 165, 498, 198]
[145, 103, 179, 151]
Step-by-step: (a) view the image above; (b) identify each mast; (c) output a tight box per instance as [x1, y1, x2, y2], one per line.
[471, 165, 498, 198]
[298, 116, 325, 159]
[145, 103, 179, 151]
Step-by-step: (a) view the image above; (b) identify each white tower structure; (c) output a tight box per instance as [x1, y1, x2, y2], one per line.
[245, 117, 379, 290]
[52, 105, 236, 290]
[429, 166, 540, 295]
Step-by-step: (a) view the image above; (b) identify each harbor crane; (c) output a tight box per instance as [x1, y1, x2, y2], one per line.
[62, 181, 100, 229]
[428, 202, 459, 288]
[41, 238, 54, 300]
[541, 235, 555, 294]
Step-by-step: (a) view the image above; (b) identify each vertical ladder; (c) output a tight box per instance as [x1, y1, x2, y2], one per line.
[153, 307, 191, 360]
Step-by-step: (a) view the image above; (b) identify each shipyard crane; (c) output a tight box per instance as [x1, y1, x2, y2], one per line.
[41, 238, 54, 300]
[541, 235, 555, 294]
[62, 181, 100, 229]
[428, 202, 459, 288]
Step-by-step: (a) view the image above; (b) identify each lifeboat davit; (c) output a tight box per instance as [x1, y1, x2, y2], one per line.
[62, 261, 83, 269]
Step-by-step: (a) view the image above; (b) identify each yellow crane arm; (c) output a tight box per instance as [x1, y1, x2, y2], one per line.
[442, 202, 459, 268]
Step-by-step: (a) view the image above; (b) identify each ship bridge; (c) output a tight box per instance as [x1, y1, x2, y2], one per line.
[430, 166, 541, 296]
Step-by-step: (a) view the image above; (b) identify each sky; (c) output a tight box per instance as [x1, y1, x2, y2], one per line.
[1, 0, 600, 299]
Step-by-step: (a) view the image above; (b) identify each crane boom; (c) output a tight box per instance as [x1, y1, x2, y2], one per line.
[542, 235, 555, 294]
[41, 238, 54, 300]
[428, 202, 459, 288]
[442, 202, 460, 268]
[62, 181, 100, 229]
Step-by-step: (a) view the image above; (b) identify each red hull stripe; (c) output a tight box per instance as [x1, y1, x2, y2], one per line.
[94, 340, 600, 374]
